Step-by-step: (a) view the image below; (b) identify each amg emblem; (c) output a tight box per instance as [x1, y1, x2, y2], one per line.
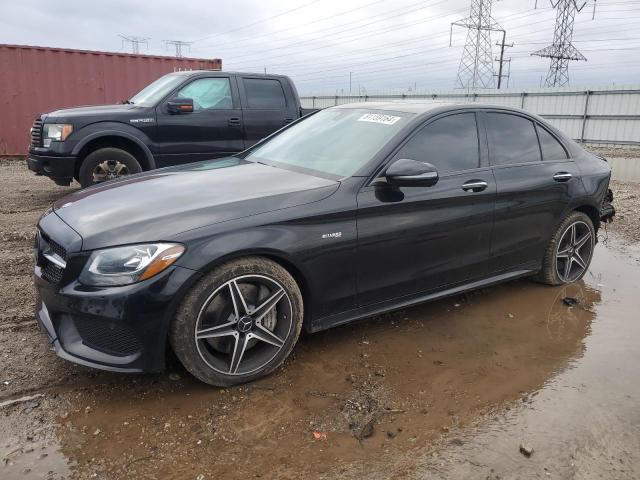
[322, 232, 342, 239]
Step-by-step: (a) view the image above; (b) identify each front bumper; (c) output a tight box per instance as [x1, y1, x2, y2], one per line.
[34, 264, 201, 373]
[27, 153, 76, 186]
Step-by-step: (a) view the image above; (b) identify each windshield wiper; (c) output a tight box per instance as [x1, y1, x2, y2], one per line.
[121, 99, 135, 105]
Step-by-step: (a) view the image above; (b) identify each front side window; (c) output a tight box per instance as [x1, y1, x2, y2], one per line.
[243, 79, 287, 109]
[175, 78, 233, 111]
[246, 109, 412, 178]
[486, 113, 541, 165]
[537, 125, 568, 160]
[394, 113, 480, 174]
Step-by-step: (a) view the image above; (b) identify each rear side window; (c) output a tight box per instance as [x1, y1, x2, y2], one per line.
[537, 125, 568, 160]
[486, 113, 541, 165]
[394, 113, 480, 174]
[243, 78, 287, 109]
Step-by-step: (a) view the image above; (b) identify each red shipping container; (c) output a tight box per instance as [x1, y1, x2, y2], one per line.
[0, 44, 221, 156]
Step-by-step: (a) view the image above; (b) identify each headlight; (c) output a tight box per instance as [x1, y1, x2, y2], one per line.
[79, 243, 185, 286]
[43, 124, 73, 147]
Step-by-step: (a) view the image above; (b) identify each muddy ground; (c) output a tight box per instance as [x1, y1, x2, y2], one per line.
[1, 150, 639, 479]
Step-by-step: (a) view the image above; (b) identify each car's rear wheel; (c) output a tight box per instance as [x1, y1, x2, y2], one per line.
[535, 211, 595, 285]
[78, 147, 142, 188]
[170, 257, 303, 386]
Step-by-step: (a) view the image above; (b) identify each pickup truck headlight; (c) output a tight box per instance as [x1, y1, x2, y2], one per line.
[43, 124, 73, 147]
[79, 243, 185, 286]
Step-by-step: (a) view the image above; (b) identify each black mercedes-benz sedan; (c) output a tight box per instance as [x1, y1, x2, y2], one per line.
[34, 103, 614, 386]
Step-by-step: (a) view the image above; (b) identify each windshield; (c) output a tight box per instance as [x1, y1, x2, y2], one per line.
[246, 109, 412, 178]
[129, 73, 185, 107]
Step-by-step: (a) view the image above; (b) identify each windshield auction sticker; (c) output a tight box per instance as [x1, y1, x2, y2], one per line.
[357, 113, 401, 125]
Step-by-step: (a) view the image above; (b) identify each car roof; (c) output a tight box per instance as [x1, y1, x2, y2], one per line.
[332, 101, 534, 117]
[170, 70, 291, 79]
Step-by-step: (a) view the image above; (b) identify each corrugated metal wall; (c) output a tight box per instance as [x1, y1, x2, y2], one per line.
[300, 85, 640, 146]
[0, 44, 221, 155]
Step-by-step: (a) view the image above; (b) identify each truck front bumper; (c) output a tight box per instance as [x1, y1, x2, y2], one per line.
[27, 153, 76, 186]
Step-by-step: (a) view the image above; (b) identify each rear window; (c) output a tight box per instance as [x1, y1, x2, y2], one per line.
[243, 78, 287, 109]
[486, 113, 542, 165]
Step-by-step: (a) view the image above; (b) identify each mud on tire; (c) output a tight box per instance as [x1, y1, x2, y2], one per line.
[169, 257, 304, 387]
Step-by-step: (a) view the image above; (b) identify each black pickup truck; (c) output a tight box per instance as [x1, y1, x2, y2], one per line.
[27, 71, 315, 187]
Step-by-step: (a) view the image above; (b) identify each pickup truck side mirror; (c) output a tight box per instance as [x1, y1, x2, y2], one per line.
[385, 158, 439, 187]
[167, 98, 194, 114]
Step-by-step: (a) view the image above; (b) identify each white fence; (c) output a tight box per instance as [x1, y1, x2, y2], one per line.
[299, 85, 640, 146]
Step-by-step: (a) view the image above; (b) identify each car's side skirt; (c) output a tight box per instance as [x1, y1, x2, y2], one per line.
[309, 268, 536, 333]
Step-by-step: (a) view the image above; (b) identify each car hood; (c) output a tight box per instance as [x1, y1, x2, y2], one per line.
[44, 104, 146, 121]
[53, 158, 339, 250]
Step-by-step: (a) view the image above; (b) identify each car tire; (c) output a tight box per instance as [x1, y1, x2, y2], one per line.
[534, 211, 596, 286]
[78, 147, 142, 188]
[170, 257, 304, 387]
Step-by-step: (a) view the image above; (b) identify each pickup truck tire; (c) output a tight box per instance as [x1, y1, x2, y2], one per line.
[78, 147, 142, 188]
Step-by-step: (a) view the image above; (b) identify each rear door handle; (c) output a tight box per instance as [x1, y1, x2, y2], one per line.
[462, 180, 488, 192]
[228, 117, 241, 127]
[553, 172, 572, 182]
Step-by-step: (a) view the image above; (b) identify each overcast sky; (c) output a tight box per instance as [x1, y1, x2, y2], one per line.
[2, 0, 639, 94]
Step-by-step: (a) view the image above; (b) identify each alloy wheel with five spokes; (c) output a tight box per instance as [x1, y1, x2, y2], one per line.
[555, 220, 594, 283]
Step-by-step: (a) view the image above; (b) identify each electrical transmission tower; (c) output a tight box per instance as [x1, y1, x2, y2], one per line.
[119, 35, 150, 54]
[163, 40, 193, 58]
[451, 0, 504, 89]
[531, 1, 591, 87]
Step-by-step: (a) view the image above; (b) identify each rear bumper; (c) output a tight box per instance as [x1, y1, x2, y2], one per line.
[27, 153, 76, 186]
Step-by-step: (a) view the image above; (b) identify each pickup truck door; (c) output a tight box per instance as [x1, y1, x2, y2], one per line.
[152, 75, 244, 167]
[238, 76, 299, 148]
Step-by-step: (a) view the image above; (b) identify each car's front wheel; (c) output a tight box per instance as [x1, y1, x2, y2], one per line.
[78, 147, 142, 188]
[535, 211, 596, 285]
[170, 257, 304, 386]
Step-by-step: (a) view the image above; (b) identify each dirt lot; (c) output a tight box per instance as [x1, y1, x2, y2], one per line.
[1, 152, 639, 479]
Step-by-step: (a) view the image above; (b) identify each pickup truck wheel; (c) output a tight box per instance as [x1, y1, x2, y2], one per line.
[78, 148, 142, 188]
[170, 257, 304, 387]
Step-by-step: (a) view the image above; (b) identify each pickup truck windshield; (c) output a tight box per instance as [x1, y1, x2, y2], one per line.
[246, 109, 411, 178]
[129, 74, 185, 107]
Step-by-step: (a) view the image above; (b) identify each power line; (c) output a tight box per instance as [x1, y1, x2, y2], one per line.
[191, 0, 322, 42]
[532, 0, 594, 86]
[163, 40, 193, 58]
[450, 0, 505, 89]
[118, 35, 149, 54]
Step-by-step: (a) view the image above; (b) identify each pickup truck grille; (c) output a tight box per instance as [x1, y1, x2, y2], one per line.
[37, 230, 68, 284]
[30, 118, 43, 148]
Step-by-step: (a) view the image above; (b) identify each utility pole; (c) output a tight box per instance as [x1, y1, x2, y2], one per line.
[495, 30, 513, 89]
[450, 0, 504, 89]
[163, 40, 193, 58]
[119, 35, 150, 54]
[349, 72, 352, 95]
[531, 1, 595, 87]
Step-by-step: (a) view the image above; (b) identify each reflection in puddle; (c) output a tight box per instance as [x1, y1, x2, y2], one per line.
[50, 248, 621, 479]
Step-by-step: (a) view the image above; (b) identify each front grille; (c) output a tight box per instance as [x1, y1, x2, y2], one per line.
[42, 262, 64, 283]
[38, 230, 68, 284]
[31, 118, 43, 148]
[74, 317, 143, 356]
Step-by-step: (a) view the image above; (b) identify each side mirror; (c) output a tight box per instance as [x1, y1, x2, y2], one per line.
[167, 97, 194, 114]
[385, 158, 439, 187]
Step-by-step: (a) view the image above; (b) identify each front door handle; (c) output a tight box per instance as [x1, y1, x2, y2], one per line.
[283, 117, 294, 125]
[462, 180, 488, 192]
[228, 117, 242, 127]
[553, 172, 572, 182]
